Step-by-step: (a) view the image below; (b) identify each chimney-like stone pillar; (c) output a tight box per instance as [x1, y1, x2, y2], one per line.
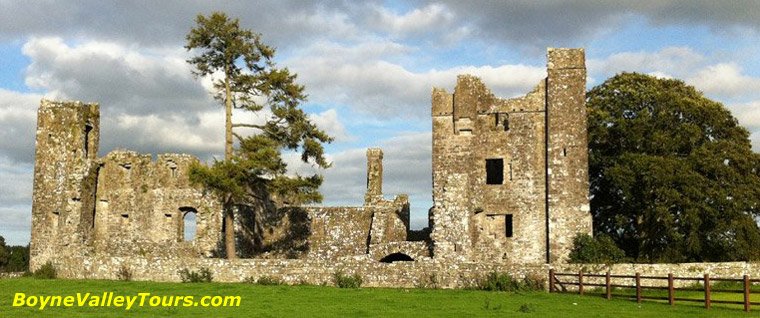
[364, 148, 383, 205]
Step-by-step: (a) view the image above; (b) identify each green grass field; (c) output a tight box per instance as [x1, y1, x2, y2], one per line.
[1, 278, 759, 317]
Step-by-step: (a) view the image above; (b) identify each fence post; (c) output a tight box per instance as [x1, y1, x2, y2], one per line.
[635, 272, 641, 303]
[668, 273, 674, 306]
[549, 269, 555, 293]
[606, 271, 611, 300]
[744, 275, 750, 312]
[704, 274, 711, 309]
[579, 271, 584, 295]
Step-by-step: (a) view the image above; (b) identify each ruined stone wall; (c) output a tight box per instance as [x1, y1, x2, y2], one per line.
[50, 254, 547, 288]
[430, 48, 591, 264]
[30, 100, 224, 270]
[431, 78, 548, 263]
[546, 48, 593, 263]
[92, 150, 222, 258]
[29, 47, 594, 286]
[30, 100, 100, 270]
[47, 255, 760, 290]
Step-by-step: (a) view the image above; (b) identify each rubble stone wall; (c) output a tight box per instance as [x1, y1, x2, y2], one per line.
[430, 48, 592, 264]
[29, 48, 599, 286]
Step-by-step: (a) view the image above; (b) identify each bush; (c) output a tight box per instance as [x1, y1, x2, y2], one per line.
[245, 275, 282, 285]
[333, 271, 362, 288]
[479, 272, 517, 291]
[568, 233, 627, 264]
[476, 272, 544, 292]
[518, 303, 536, 313]
[178, 268, 213, 283]
[518, 275, 545, 292]
[32, 262, 56, 279]
[117, 265, 132, 281]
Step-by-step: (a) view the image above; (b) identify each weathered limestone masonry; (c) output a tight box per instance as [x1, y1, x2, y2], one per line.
[30, 100, 223, 270]
[430, 48, 592, 264]
[30, 48, 597, 287]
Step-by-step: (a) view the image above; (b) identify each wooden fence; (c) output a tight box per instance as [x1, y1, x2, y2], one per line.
[549, 269, 760, 312]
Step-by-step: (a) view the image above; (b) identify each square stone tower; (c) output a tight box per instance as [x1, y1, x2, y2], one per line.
[30, 100, 100, 269]
[429, 48, 592, 264]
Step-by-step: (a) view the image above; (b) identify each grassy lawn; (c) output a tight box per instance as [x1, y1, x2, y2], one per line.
[1, 278, 759, 317]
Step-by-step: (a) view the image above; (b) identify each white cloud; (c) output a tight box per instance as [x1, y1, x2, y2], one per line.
[309, 109, 352, 142]
[22, 37, 209, 115]
[687, 63, 760, 98]
[0, 205, 31, 246]
[288, 41, 546, 118]
[727, 101, 760, 131]
[588, 47, 705, 78]
[0, 156, 33, 245]
[588, 46, 760, 102]
[0, 89, 43, 162]
[369, 3, 458, 37]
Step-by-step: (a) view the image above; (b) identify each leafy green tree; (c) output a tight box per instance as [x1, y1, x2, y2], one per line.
[0, 235, 8, 270]
[568, 234, 627, 264]
[2, 244, 29, 272]
[185, 12, 332, 259]
[587, 72, 760, 263]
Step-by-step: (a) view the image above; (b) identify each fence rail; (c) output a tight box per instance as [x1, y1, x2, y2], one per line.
[549, 269, 757, 312]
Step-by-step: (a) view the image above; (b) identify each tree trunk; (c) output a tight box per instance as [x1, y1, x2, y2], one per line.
[223, 66, 237, 260]
[224, 208, 236, 259]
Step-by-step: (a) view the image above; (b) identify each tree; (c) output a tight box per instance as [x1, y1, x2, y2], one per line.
[0, 235, 8, 271]
[587, 72, 760, 263]
[568, 233, 627, 264]
[4, 245, 29, 272]
[185, 12, 332, 259]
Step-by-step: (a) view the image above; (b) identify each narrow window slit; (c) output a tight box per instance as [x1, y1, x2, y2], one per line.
[84, 124, 93, 157]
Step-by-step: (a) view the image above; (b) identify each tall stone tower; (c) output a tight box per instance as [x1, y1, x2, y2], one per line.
[30, 100, 100, 269]
[429, 48, 592, 264]
[545, 48, 593, 263]
[365, 148, 384, 204]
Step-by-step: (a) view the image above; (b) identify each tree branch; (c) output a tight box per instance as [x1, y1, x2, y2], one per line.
[231, 123, 266, 129]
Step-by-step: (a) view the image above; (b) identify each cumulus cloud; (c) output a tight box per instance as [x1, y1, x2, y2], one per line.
[23, 37, 209, 116]
[587, 47, 705, 80]
[727, 101, 760, 131]
[588, 47, 760, 100]
[370, 3, 455, 35]
[309, 109, 352, 142]
[687, 63, 760, 98]
[752, 132, 760, 151]
[438, 1, 760, 50]
[288, 41, 546, 119]
[0, 205, 31, 246]
[0, 89, 43, 163]
[0, 157, 33, 245]
[0, 1, 367, 49]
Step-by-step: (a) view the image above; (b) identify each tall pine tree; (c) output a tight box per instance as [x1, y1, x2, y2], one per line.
[185, 12, 332, 259]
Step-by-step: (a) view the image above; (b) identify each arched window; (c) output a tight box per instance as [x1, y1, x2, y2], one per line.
[180, 207, 198, 242]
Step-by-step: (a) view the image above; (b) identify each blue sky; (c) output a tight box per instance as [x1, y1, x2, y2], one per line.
[1, 1, 760, 245]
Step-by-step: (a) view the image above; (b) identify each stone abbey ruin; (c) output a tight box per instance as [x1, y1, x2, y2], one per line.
[29, 48, 593, 287]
